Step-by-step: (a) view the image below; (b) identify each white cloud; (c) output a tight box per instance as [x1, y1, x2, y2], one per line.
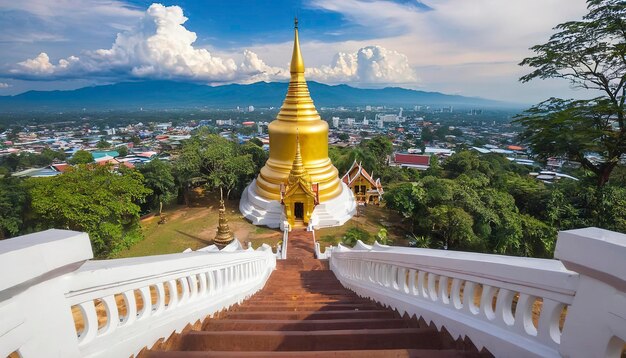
[0, 82, 10, 88]
[7, 3, 415, 88]
[307, 45, 417, 86]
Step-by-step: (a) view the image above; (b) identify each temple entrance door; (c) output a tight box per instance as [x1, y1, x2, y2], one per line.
[294, 202, 304, 219]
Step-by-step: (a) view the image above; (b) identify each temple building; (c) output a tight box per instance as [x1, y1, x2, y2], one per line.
[341, 161, 384, 205]
[240, 20, 356, 230]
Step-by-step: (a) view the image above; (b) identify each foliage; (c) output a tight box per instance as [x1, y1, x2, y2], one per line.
[517, 0, 626, 187]
[384, 151, 559, 257]
[117, 145, 129, 157]
[0, 148, 66, 172]
[96, 139, 111, 149]
[376, 227, 392, 245]
[68, 150, 94, 165]
[172, 130, 259, 203]
[138, 159, 177, 210]
[342, 227, 371, 246]
[0, 177, 29, 239]
[27, 165, 151, 257]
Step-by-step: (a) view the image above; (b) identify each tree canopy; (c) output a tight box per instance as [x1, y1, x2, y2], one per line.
[517, 0, 626, 186]
[27, 165, 151, 257]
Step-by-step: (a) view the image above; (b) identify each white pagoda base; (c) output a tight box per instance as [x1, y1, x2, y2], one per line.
[239, 180, 357, 230]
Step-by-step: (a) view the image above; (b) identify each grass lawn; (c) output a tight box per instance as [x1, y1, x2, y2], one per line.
[114, 189, 282, 258]
[316, 204, 411, 249]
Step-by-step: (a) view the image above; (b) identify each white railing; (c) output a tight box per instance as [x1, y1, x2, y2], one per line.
[0, 229, 276, 358]
[280, 228, 289, 259]
[330, 228, 626, 358]
[312, 230, 333, 259]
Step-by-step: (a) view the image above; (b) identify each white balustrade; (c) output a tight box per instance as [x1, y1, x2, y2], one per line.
[330, 228, 626, 358]
[280, 228, 289, 259]
[0, 229, 276, 358]
[312, 230, 333, 259]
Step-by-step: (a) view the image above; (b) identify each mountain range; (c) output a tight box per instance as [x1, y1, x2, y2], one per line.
[0, 81, 519, 111]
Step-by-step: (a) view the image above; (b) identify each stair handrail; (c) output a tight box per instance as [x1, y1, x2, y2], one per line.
[312, 230, 333, 259]
[280, 228, 289, 259]
[329, 228, 626, 358]
[0, 229, 276, 358]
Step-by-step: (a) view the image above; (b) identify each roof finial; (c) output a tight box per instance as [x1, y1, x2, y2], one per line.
[294, 16, 298, 29]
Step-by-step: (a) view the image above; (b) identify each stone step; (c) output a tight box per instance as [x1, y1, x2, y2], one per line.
[224, 309, 395, 320]
[202, 318, 410, 331]
[232, 303, 379, 312]
[178, 328, 441, 351]
[144, 349, 483, 358]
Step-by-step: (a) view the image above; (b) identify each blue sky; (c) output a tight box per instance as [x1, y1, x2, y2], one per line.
[0, 0, 589, 103]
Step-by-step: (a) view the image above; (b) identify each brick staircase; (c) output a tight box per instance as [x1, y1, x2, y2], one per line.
[141, 230, 490, 357]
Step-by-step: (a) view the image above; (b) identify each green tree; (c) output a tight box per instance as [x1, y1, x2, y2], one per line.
[0, 177, 29, 239]
[517, 0, 626, 187]
[338, 133, 349, 141]
[117, 145, 129, 157]
[138, 159, 176, 210]
[249, 137, 263, 147]
[68, 150, 94, 165]
[28, 165, 151, 257]
[96, 138, 111, 149]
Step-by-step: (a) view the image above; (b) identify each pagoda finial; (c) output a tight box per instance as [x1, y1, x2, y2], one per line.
[290, 18, 305, 74]
[288, 129, 310, 184]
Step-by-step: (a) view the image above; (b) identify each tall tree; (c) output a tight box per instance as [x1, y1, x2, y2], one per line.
[517, 0, 626, 186]
[0, 177, 29, 239]
[139, 159, 176, 210]
[28, 165, 150, 257]
[69, 150, 94, 165]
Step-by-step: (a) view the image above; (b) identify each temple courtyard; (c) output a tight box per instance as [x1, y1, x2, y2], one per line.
[114, 189, 409, 258]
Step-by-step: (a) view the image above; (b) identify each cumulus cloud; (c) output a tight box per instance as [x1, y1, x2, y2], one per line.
[307, 46, 417, 85]
[6, 3, 414, 88]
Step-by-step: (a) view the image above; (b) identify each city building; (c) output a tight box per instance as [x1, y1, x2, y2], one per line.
[391, 153, 431, 170]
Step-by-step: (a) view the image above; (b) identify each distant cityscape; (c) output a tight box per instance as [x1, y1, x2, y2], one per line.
[0, 103, 603, 184]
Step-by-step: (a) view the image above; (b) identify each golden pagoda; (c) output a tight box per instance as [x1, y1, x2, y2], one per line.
[239, 19, 356, 230]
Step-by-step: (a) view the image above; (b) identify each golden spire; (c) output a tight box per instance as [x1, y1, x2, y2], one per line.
[288, 130, 311, 184]
[290, 17, 305, 74]
[214, 188, 234, 249]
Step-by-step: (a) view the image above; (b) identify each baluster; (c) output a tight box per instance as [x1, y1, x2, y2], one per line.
[99, 295, 119, 335]
[427, 273, 438, 301]
[367, 261, 374, 283]
[451, 278, 463, 309]
[207, 271, 216, 295]
[495, 288, 516, 327]
[480, 285, 497, 321]
[390, 265, 399, 290]
[120, 290, 137, 326]
[136, 286, 152, 319]
[178, 277, 190, 304]
[188, 275, 198, 301]
[398, 267, 408, 293]
[408, 269, 418, 295]
[197, 273, 207, 296]
[382, 264, 391, 287]
[439, 276, 449, 304]
[417, 271, 428, 297]
[153, 283, 165, 315]
[513, 293, 537, 336]
[462, 281, 478, 314]
[537, 299, 564, 347]
[166, 280, 179, 309]
[76, 300, 98, 345]
[217, 269, 225, 292]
